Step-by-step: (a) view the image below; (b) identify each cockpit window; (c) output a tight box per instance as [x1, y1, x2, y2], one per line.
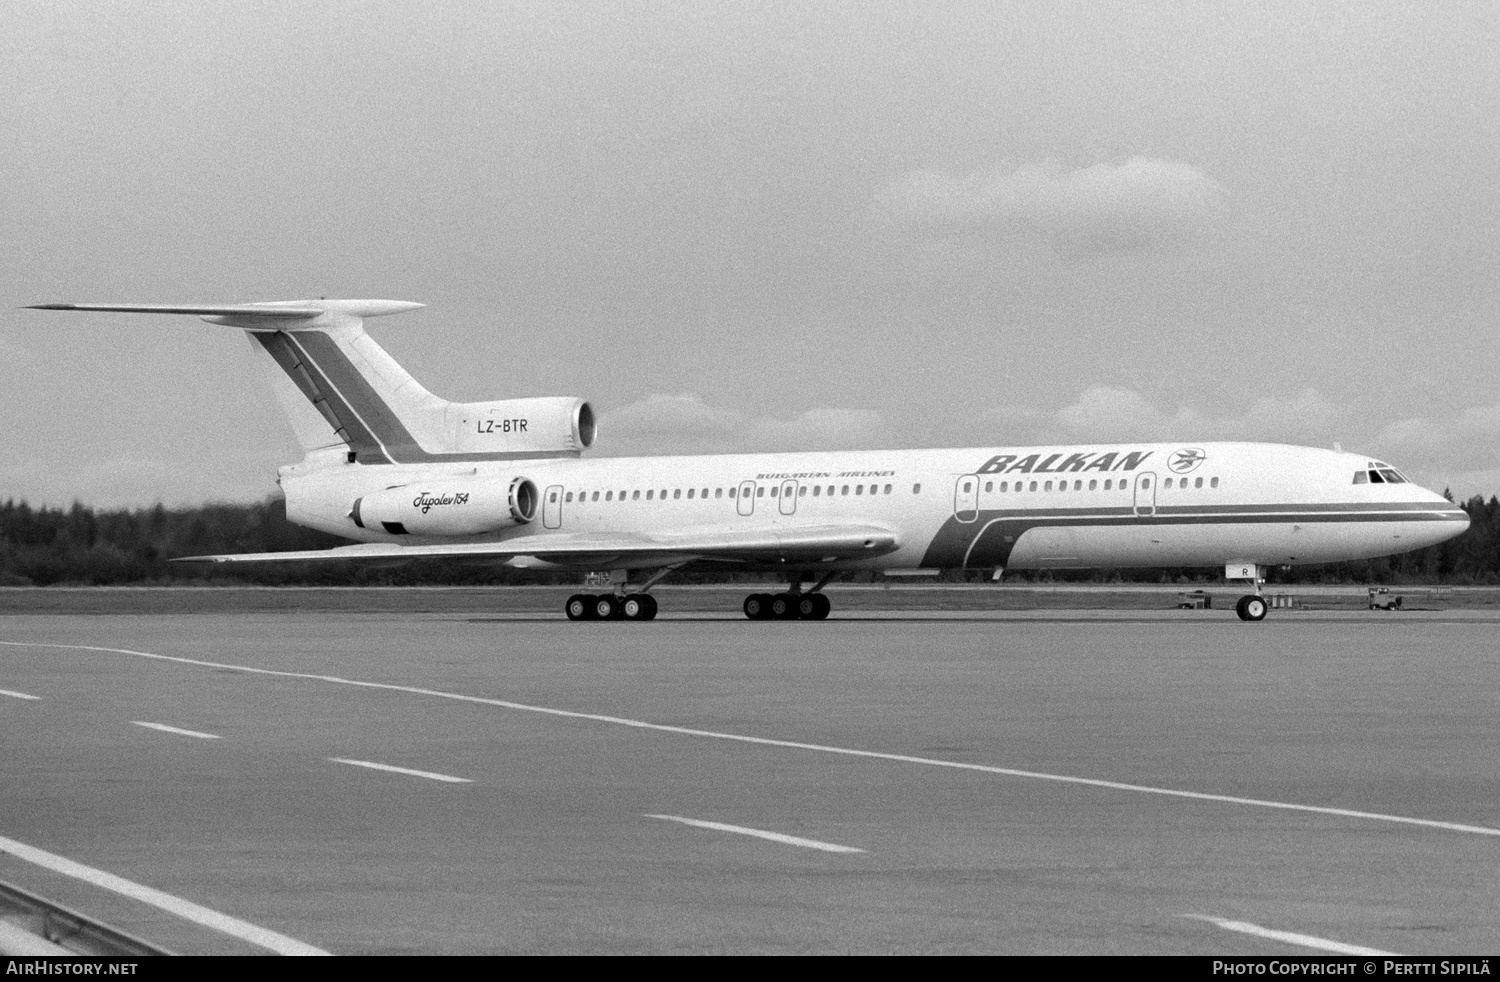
[1378, 469, 1406, 483]
[1368, 470, 1385, 483]
[1352, 471, 1368, 484]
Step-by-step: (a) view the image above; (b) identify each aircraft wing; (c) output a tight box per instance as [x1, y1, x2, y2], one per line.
[173, 524, 900, 568]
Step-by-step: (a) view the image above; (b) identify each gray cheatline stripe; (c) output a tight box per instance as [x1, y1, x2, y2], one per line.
[4, 640, 1499, 840]
[0, 832, 329, 955]
[1185, 915, 1396, 956]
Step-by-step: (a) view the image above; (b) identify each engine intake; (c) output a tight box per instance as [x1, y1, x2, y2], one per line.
[351, 477, 538, 536]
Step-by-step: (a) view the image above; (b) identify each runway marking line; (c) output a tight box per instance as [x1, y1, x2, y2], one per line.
[0, 832, 330, 956]
[1187, 915, 1396, 956]
[329, 757, 471, 783]
[646, 814, 865, 853]
[132, 721, 221, 740]
[0, 688, 41, 700]
[6, 640, 1500, 840]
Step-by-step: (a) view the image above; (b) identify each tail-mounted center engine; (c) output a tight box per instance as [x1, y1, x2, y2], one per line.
[350, 477, 538, 536]
[446, 397, 595, 456]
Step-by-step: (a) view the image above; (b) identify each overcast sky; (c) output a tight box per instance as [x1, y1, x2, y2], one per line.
[4, 0, 1498, 508]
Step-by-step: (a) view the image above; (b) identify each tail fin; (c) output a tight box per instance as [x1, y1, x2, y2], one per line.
[27, 299, 595, 465]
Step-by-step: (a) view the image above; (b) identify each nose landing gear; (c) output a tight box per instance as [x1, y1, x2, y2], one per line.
[1234, 595, 1268, 621]
[1225, 563, 1270, 621]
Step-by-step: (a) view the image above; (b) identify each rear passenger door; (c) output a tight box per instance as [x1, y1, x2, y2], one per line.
[779, 480, 798, 515]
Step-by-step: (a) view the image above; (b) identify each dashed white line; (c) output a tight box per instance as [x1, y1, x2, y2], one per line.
[329, 757, 472, 783]
[132, 721, 221, 740]
[0, 688, 41, 701]
[0, 832, 330, 955]
[1187, 915, 1397, 956]
[5, 640, 1499, 839]
[646, 814, 865, 853]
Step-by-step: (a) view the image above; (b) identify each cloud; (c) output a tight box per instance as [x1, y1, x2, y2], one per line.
[598, 393, 888, 456]
[985, 386, 1500, 498]
[1371, 404, 1500, 498]
[0, 455, 273, 509]
[1020, 385, 1341, 445]
[872, 157, 1227, 255]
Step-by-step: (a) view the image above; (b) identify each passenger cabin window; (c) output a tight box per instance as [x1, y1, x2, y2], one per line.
[756, 487, 765, 497]
[632, 490, 640, 500]
[1194, 477, 1203, 488]
[913, 483, 921, 494]
[1210, 477, 1219, 488]
[884, 484, 892, 494]
[566, 492, 574, 502]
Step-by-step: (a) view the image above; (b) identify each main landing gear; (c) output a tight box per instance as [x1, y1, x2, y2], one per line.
[742, 592, 831, 620]
[742, 573, 836, 620]
[565, 593, 658, 621]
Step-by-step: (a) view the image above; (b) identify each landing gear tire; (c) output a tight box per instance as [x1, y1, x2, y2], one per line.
[1236, 595, 1268, 621]
[743, 593, 773, 620]
[565, 594, 590, 621]
[621, 595, 658, 621]
[794, 594, 818, 619]
[770, 593, 798, 620]
[594, 595, 623, 620]
[808, 593, 831, 620]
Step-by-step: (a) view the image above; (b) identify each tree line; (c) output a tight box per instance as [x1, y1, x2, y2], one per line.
[1, 493, 1497, 587]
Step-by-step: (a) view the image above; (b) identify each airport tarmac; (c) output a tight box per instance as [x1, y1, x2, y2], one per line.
[1, 587, 1498, 955]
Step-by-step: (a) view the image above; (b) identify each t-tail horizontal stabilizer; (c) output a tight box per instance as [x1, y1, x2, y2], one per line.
[26, 299, 596, 466]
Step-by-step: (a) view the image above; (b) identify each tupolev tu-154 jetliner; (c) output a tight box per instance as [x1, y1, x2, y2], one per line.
[29, 299, 1469, 622]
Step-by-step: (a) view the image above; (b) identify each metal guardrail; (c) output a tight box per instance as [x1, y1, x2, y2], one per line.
[0, 878, 173, 956]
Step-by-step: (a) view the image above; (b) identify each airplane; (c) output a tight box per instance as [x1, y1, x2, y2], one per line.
[27, 299, 1470, 622]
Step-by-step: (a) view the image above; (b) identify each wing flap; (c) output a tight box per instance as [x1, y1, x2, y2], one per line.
[173, 524, 900, 568]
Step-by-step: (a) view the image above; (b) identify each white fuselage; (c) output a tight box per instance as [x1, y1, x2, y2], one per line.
[280, 441, 1468, 572]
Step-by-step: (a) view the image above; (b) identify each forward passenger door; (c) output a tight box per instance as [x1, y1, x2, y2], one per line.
[954, 474, 979, 523]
